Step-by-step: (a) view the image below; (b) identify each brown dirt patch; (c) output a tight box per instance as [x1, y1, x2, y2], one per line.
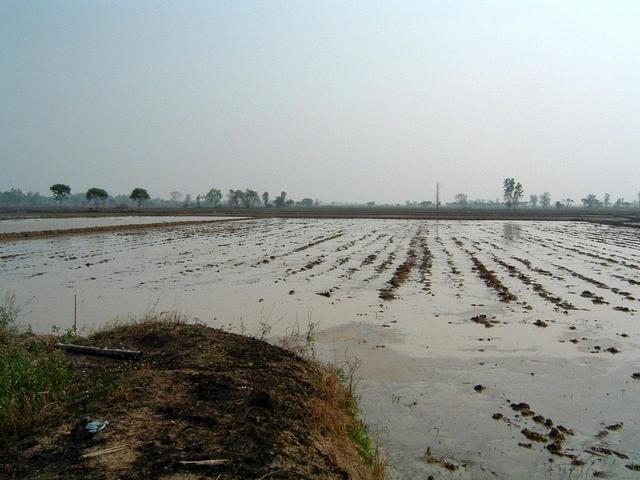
[2, 322, 380, 479]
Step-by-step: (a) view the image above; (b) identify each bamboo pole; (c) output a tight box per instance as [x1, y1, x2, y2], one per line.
[55, 343, 142, 359]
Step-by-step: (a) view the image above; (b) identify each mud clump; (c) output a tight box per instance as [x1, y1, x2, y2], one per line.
[557, 425, 574, 436]
[375, 251, 396, 273]
[546, 442, 564, 455]
[471, 314, 499, 328]
[533, 319, 548, 328]
[548, 428, 565, 442]
[416, 233, 433, 293]
[378, 290, 395, 300]
[361, 254, 377, 266]
[521, 429, 547, 442]
[587, 446, 629, 459]
[379, 243, 417, 301]
[613, 306, 631, 312]
[510, 402, 531, 411]
[423, 448, 466, 472]
[511, 402, 535, 417]
[466, 253, 517, 303]
[293, 232, 344, 252]
[300, 256, 325, 272]
[532, 415, 553, 427]
[493, 257, 574, 309]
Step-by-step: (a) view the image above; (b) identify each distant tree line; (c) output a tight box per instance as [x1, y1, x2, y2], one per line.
[0, 185, 152, 209]
[0, 185, 320, 209]
[1, 181, 639, 210]
[441, 179, 640, 210]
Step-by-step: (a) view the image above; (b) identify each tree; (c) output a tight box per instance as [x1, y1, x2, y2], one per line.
[242, 189, 260, 208]
[503, 178, 514, 207]
[205, 188, 222, 207]
[50, 184, 71, 207]
[540, 192, 551, 208]
[170, 191, 183, 203]
[285, 199, 295, 207]
[454, 193, 468, 208]
[614, 198, 625, 208]
[555, 201, 564, 209]
[513, 182, 524, 208]
[529, 194, 539, 208]
[86, 187, 109, 207]
[262, 191, 269, 207]
[195, 194, 201, 208]
[502, 178, 523, 209]
[299, 198, 314, 207]
[227, 189, 245, 207]
[564, 198, 575, 208]
[183, 193, 191, 208]
[274, 191, 287, 208]
[603, 193, 611, 208]
[130, 188, 150, 208]
[581, 194, 601, 209]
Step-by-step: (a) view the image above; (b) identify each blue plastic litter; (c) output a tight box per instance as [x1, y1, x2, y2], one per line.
[84, 419, 109, 434]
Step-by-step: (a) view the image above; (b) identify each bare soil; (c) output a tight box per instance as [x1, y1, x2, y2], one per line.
[2, 322, 379, 480]
[0, 218, 245, 242]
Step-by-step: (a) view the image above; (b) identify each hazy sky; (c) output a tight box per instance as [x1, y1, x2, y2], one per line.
[1, 1, 638, 203]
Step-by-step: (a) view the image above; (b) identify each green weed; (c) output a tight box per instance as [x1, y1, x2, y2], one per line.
[0, 338, 75, 438]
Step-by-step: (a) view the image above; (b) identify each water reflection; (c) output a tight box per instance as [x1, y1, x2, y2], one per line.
[503, 222, 521, 241]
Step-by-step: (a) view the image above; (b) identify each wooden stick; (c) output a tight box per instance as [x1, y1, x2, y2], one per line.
[81, 444, 128, 459]
[73, 294, 77, 336]
[179, 460, 229, 466]
[55, 343, 142, 359]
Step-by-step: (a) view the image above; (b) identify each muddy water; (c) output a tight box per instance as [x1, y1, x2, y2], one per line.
[0, 215, 245, 233]
[1, 219, 639, 478]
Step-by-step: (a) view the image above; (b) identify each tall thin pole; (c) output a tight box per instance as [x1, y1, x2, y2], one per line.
[436, 182, 440, 210]
[73, 294, 77, 336]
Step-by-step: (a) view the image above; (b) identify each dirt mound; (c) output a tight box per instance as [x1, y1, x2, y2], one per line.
[3, 322, 381, 479]
[0, 218, 243, 242]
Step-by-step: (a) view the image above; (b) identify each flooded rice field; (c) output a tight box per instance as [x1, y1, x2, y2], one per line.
[2, 218, 640, 478]
[0, 215, 243, 234]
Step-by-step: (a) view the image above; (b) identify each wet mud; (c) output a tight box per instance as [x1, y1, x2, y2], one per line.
[3, 218, 640, 479]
